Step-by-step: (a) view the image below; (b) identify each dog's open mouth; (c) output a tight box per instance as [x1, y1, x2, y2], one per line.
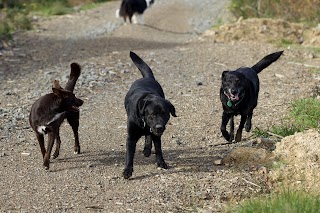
[70, 106, 80, 112]
[224, 91, 239, 101]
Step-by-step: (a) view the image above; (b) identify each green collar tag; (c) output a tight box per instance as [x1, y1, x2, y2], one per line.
[227, 100, 232, 107]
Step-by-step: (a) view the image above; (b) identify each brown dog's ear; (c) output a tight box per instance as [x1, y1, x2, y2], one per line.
[53, 80, 62, 89]
[52, 80, 64, 97]
[52, 87, 65, 97]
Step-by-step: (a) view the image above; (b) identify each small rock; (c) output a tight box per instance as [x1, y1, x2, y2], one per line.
[214, 159, 223, 165]
[21, 152, 31, 156]
[196, 81, 203, 86]
[274, 73, 284, 78]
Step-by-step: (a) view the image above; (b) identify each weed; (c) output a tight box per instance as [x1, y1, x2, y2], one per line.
[229, 189, 320, 213]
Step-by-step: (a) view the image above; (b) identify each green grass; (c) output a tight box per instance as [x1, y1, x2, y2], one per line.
[229, 189, 320, 213]
[254, 97, 320, 138]
[290, 98, 320, 129]
[0, 0, 111, 40]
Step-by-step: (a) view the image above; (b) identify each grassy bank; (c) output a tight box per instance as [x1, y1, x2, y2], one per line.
[0, 0, 111, 40]
[230, 0, 320, 25]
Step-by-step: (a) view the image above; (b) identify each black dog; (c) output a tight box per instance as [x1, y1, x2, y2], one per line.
[123, 51, 177, 179]
[116, 0, 154, 24]
[29, 63, 83, 169]
[220, 51, 283, 142]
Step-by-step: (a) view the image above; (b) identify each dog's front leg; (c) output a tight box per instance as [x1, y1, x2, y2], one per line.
[123, 136, 138, 179]
[143, 135, 152, 157]
[152, 135, 168, 169]
[43, 132, 55, 170]
[221, 112, 233, 142]
[235, 114, 247, 142]
[245, 113, 253, 132]
[67, 114, 80, 154]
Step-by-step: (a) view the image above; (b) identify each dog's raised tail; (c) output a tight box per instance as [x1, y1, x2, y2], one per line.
[130, 51, 155, 79]
[65, 63, 81, 92]
[252, 51, 283, 73]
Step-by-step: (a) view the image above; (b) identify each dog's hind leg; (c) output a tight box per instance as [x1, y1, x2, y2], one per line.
[52, 131, 61, 159]
[36, 133, 46, 158]
[152, 135, 168, 169]
[43, 132, 55, 170]
[143, 135, 152, 157]
[235, 114, 247, 142]
[67, 113, 81, 154]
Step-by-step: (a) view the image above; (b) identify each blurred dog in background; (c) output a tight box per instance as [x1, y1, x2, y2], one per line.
[116, 0, 154, 24]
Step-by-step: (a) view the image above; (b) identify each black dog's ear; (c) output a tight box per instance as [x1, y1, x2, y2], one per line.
[221, 71, 229, 79]
[138, 98, 150, 116]
[166, 100, 177, 117]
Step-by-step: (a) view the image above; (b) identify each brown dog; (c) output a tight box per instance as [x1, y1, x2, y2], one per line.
[29, 63, 83, 170]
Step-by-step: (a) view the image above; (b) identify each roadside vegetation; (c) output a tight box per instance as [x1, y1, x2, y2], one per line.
[230, 0, 320, 25]
[229, 189, 320, 213]
[0, 0, 110, 40]
[253, 97, 320, 138]
[229, 1, 320, 212]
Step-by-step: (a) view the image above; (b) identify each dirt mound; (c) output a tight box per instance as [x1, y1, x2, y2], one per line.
[203, 17, 320, 47]
[270, 129, 320, 193]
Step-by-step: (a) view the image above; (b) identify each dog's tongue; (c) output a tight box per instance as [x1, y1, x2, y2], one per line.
[231, 94, 239, 101]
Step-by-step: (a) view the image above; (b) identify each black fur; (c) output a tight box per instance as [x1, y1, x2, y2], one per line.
[123, 51, 177, 179]
[220, 51, 283, 142]
[29, 63, 83, 170]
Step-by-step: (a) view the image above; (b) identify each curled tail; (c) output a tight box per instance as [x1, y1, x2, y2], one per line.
[252, 51, 283, 73]
[65, 63, 81, 92]
[130, 51, 155, 79]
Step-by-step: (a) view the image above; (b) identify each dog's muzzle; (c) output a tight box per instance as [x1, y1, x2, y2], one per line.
[224, 90, 240, 101]
[150, 124, 165, 136]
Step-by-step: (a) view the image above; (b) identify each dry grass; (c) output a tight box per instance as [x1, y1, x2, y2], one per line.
[230, 0, 320, 24]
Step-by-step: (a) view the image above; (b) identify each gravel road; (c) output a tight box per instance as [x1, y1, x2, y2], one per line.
[0, 0, 317, 212]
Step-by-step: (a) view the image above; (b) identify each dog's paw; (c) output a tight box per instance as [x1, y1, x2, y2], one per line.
[123, 167, 133, 179]
[43, 161, 50, 170]
[143, 148, 152, 157]
[222, 131, 232, 142]
[52, 151, 59, 159]
[245, 123, 251, 132]
[157, 161, 168, 169]
[74, 146, 80, 154]
[229, 134, 234, 142]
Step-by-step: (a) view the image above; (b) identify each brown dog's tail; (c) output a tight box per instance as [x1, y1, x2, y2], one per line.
[65, 63, 81, 92]
[252, 51, 283, 74]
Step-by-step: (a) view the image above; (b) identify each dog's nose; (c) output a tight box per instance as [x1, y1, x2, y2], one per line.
[77, 98, 84, 106]
[231, 88, 238, 95]
[155, 124, 164, 132]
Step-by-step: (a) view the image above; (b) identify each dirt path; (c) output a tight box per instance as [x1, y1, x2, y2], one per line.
[0, 0, 319, 212]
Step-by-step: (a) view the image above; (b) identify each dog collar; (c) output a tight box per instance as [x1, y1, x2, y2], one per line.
[141, 118, 146, 128]
[226, 91, 245, 107]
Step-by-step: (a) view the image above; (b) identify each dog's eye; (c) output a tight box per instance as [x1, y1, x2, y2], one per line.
[149, 113, 156, 119]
